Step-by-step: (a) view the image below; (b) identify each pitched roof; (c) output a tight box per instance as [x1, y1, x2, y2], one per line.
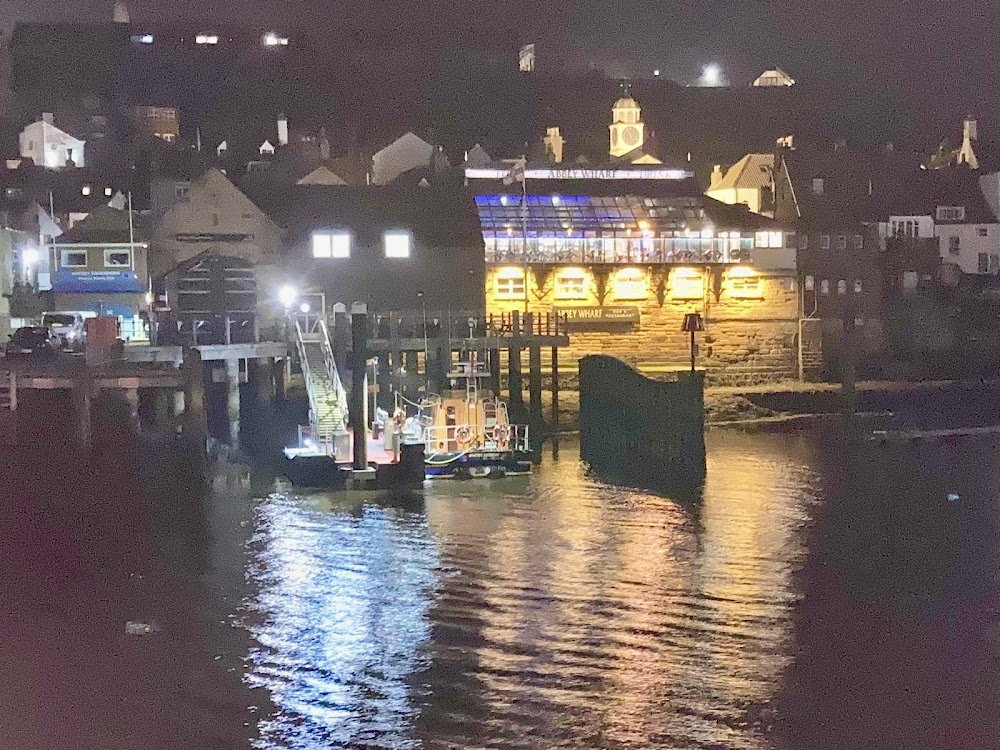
[56, 204, 144, 244]
[708, 153, 774, 191]
[296, 165, 348, 186]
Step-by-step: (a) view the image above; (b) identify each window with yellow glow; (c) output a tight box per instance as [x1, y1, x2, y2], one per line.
[494, 269, 526, 300]
[555, 269, 589, 300]
[754, 231, 783, 248]
[613, 268, 647, 300]
[729, 276, 763, 298]
[671, 269, 703, 300]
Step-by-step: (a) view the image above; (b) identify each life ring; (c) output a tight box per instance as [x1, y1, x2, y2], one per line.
[492, 424, 511, 449]
[455, 425, 474, 445]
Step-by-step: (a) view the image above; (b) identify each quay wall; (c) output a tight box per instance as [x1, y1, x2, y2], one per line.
[487, 267, 799, 386]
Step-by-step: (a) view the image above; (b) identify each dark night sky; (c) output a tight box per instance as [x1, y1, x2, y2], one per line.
[1, 0, 996, 117]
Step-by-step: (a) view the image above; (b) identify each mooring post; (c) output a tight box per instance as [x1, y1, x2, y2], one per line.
[350, 303, 369, 471]
[72, 378, 94, 450]
[225, 357, 241, 449]
[551, 345, 560, 431]
[509, 311, 524, 420]
[181, 347, 207, 453]
[529, 341, 543, 429]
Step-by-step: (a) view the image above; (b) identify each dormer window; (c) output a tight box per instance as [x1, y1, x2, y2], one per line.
[384, 232, 411, 258]
[936, 206, 966, 222]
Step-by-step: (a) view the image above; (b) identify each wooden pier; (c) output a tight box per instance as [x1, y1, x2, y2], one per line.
[324, 308, 569, 432]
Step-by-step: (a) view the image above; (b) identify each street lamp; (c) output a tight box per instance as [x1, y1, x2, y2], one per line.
[682, 312, 705, 372]
[279, 285, 298, 309]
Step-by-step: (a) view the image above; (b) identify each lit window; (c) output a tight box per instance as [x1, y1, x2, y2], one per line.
[671, 268, 703, 300]
[754, 231, 783, 248]
[853, 279, 863, 293]
[820, 279, 830, 295]
[820, 235, 831, 250]
[494, 268, 526, 300]
[949, 236, 961, 255]
[804, 275, 814, 291]
[854, 235, 864, 249]
[384, 232, 411, 258]
[81, 185, 91, 196]
[61, 250, 88, 268]
[104, 187, 113, 197]
[312, 231, 351, 259]
[613, 267, 647, 300]
[131, 34, 154, 44]
[555, 269, 589, 300]
[729, 272, 762, 298]
[195, 34, 219, 45]
[104, 248, 131, 268]
[263, 33, 289, 46]
[978, 227, 989, 237]
[837, 279, 847, 295]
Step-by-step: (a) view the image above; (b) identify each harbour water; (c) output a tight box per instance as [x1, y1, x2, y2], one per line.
[6, 425, 1000, 748]
[209, 428, 1000, 749]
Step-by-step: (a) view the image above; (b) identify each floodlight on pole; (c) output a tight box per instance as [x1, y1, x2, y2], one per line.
[279, 285, 298, 309]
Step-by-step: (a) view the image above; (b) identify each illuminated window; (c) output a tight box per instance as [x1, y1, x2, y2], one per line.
[613, 267, 647, 300]
[104, 187, 113, 197]
[384, 232, 411, 258]
[312, 231, 350, 259]
[820, 235, 831, 250]
[754, 231, 783, 248]
[494, 268, 525, 300]
[837, 279, 847, 294]
[263, 33, 290, 46]
[131, 34, 154, 44]
[729, 270, 762, 298]
[555, 269, 588, 300]
[195, 34, 219, 45]
[61, 250, 88, 268]
[104, 248, 131, 268]
[671, 268, 703, 300]
[804, 275, 814, 291]
[820, 279, 830, 295]
[81, 185, 91, 196]
[853, 279, 863, 293]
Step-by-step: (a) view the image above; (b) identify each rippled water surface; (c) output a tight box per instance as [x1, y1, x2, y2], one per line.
[230, 430, 1000, 749]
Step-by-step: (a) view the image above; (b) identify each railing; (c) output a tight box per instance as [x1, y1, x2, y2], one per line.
[365, 310, 567, 340]
[318, 318, 348, 420]
[484, 236, 754, 265]
[293, 317, 323, 439]
[423, 423, 530, 455]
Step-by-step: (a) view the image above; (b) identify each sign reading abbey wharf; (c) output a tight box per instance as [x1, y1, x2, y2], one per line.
[556, 306, 640, 329]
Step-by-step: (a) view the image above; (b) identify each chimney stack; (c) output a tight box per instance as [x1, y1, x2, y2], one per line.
[277, 113, 289, 147]
[42, 112, 53, 125]
[710, 164, 723, 187]
[543, 126, 564, 164]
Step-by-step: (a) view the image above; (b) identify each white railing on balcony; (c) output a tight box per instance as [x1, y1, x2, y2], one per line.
[484, 236, 754, 264]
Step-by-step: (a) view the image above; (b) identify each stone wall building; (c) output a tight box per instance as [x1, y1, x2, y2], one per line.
[470, 165, 799, 385]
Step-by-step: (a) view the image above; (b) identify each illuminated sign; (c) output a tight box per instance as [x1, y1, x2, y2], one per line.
[465, 168, 692, 181]
[555, 306, 640, 327]
[51, 269, 143, 293]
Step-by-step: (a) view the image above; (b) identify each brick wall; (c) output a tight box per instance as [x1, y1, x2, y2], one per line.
[486, 264, 800, 386]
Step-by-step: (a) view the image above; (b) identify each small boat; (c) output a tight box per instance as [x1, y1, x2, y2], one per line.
[395, 356, 533, 480]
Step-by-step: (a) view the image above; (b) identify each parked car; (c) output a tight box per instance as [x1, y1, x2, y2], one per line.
[42, 311, 92, 351]
[5, 326, 60, 358]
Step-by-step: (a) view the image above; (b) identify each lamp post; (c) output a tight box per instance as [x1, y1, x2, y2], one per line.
[682, 312, 705, 373]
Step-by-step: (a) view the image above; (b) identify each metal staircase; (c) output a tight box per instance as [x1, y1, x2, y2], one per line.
[294, 317, 349, 445]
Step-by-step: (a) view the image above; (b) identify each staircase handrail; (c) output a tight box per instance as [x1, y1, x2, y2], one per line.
[293, 317, 322, 437]
[318, 318, 349, 423]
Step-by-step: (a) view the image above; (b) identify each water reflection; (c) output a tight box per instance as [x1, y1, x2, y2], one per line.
[245, 432, 823, 749]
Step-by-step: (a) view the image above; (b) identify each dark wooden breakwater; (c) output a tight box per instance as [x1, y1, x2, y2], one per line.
[579, 355, 706, 485]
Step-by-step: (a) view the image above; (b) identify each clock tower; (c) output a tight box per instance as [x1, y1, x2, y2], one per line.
[609, 95, 645, 158]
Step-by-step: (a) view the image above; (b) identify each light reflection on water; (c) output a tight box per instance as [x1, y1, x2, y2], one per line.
[243, 432, 823, 749]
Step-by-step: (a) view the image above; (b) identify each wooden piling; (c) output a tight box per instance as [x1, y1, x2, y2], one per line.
[529, 342, 543, 428]
[551, 345, 560, 430]
[508, 311, 524, 420]
[350, 305, 369, 470]
[225, 357, 241, 449]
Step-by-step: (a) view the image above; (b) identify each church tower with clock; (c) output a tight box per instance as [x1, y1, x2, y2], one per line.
[609, 95, 645, 158]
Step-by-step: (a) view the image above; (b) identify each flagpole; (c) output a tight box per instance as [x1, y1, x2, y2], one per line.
[521, 155, 529, 314]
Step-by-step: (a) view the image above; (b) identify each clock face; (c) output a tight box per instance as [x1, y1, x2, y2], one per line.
[623, 126, 640, 146]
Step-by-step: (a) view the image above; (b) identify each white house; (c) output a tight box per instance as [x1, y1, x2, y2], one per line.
[19, 114, 85, 169]
[372, 132, 434, 185]
[753, 68, 795, 87]
[705, 154, 775, 215]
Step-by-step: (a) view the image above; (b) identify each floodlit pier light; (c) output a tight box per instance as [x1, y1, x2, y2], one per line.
[22, 248, 39, 266]
[299, 302, 311, 314]
[279, 285, 298, 309]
